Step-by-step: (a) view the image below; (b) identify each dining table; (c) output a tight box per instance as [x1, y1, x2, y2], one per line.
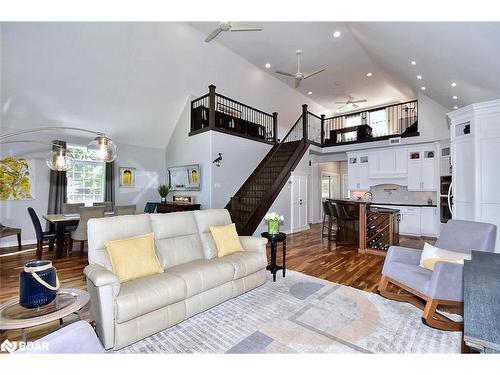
[43, 212, 114, 259]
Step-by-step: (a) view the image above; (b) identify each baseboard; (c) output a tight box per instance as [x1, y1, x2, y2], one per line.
[0, 238, 36, 248]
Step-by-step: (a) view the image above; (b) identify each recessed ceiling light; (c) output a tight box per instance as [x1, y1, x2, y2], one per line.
[307, 91, 312, 95]
[333, 31, 341, 38]
[416, 75, 422, 80]
[451, 82, 457, 87]
[410, 60, 416, 65]
[366, 72, 373, 77]
[421, 86, 426, 90]
[452, 95, 458, 100]
[453, 106, 458, 109]
[264, 63, 271, 69]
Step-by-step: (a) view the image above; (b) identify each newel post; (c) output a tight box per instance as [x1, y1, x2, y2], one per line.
[302, 104, 308, 141]
[321, 114, 326, 145]
[272, 112, 278, 143]
[208, 84, 216, 129]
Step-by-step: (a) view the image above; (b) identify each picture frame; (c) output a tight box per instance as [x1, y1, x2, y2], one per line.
[119, 167, 136, 188]
[0, 157, 35, 200]
[168, 164, 200, 191]
[217, 103, 242, 119]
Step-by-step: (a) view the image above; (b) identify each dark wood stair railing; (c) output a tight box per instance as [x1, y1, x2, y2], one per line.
[226, 105, 311, 235]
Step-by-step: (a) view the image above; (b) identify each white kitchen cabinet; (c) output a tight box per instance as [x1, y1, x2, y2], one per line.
[420, 207, 439, 237]
[347, 153, 370, 191]
[407, 147, 437, 191]
[399, 207, 421, 236]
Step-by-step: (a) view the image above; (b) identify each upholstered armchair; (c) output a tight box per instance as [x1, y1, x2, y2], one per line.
[378, 219, 497, 331]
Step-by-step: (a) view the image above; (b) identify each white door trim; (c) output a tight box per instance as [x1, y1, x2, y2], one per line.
[291, 174, 310, 234]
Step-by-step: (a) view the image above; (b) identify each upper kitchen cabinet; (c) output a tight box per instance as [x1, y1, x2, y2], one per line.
[369, 148, 407, 177]
[347, 153, 370, 191]
[407, 146, 438, 191]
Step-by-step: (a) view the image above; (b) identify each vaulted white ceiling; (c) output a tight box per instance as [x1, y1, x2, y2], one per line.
[190, 22, 500, 112]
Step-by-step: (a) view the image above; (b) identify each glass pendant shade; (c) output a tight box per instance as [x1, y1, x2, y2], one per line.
[46, 148, 73, 171]
[87, 136, 117, 162]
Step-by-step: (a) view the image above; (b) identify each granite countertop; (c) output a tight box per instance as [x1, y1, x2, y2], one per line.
[369, 202, 437, 208]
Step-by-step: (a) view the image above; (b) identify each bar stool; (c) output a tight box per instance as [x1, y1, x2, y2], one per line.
[322, 201, 338, 241]
[333, 202, 358, 245]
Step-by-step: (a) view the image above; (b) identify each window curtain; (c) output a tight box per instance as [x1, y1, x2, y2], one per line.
[47, 140, 68, 219]
[105, 161, 115, 206]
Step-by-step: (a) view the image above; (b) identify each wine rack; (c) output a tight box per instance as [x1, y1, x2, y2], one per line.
[365, 208, 399, 256]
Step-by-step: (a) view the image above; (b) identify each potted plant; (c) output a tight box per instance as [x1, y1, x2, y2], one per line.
[157, 184, 170, 203]
[264, 212, 284, 235]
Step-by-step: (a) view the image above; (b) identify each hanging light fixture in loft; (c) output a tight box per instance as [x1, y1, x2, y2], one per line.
[0, 126, 117, 171]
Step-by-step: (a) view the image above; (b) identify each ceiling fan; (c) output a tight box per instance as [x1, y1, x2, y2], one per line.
[335, 96, 367, 110]
[205, 22, 263, 43]
[275, 50, 326, 88]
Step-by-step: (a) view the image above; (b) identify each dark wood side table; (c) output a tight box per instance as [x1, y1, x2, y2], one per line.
[261, 232, 286, 282]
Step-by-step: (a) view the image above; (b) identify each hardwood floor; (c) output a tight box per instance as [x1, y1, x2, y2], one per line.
[0, 223, 431, 343]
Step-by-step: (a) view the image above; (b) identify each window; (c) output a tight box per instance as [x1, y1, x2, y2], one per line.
[66, 145, 106, 204]
[369, 109, 388, 137]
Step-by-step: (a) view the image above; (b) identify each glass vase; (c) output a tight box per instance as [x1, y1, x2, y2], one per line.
[268, 220, 280, 235]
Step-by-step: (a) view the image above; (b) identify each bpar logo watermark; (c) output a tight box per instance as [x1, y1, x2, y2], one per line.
[1, 339, 49, 353]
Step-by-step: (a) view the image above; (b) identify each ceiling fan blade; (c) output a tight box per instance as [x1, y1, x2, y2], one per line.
[352, 103, 359, 108]
[205, 27, 223, 43]
[294, 78, 301, 88]
[350, 99, 367, 103]
[229, 23, 263, 32]
[335, 101, 348, 104]
[303, 68, 326, 79]
[275, 70, 296, 77]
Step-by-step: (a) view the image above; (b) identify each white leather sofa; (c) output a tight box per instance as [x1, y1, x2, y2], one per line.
[83, 209, 268, 350]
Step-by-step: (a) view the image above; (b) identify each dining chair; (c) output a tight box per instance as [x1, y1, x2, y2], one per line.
[0, 223, 22, 249]
[114, 205, 136, 216]
[69, 206, 106, 257]
[27, 207, 66, 259]
[93, 201, 113, 212]
[63, 203, 85, 214]
[144, 202, 157, 213]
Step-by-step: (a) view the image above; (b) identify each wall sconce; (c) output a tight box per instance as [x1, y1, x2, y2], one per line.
[212, 153, 223, 167]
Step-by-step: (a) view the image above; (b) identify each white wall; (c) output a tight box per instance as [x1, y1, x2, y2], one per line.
[1, 22, 326, 150]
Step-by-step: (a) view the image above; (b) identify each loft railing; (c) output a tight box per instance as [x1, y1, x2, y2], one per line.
[321, 100, 418, 146]
[190, 85, 278, 144]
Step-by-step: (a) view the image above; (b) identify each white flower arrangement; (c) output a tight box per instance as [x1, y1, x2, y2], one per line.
[264, 212, 284, 222]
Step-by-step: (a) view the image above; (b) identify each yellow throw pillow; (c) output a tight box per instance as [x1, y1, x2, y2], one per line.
[209, 223, 244, 257]
[104, 232, 163, 282]
[419, 242, 471, 271]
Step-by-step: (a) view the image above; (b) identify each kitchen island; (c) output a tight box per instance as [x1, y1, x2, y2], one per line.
[328, 199, 400, 256]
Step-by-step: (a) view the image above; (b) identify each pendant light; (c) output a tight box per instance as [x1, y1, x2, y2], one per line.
[86, 135, 117, 162]
[46, 147, 73, 171]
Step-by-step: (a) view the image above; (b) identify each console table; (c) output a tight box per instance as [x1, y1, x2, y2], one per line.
[156, 202, 201, 213]
[463, 251, 500, 353]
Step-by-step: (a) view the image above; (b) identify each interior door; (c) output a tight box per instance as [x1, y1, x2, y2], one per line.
[292, 174, 308, 232]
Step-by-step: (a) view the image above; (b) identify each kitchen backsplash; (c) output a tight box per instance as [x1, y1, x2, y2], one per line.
[368, 185, 437, 205]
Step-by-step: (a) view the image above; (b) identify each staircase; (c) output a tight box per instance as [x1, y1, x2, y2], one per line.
[226, 110, 312, 235]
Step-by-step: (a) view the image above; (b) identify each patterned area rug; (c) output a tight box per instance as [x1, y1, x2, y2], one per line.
[118, 271, 461, 354]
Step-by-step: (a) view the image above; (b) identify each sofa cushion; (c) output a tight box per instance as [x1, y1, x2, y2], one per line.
[209, 223, 244, 257]
[105, 233, 163, 282]
[383, 261, 432, 296]
[166, 259, 234, 297]
[87, 214, 153, 270]
[216, 251, 268, 279]
[150, 212, 205, 269]
[193, 209, 232, 259]
[115, 272, 186, 323]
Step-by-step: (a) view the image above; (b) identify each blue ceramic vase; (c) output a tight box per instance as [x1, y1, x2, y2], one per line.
[19, 260, 60, 308]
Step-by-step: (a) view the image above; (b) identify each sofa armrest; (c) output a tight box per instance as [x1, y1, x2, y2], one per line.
[386, 246, 422, 265]
[83, 264, 120, 350]
[427, 261, 464, 301]
[84, 264, 120, 295]
[239, 236, 267, 254]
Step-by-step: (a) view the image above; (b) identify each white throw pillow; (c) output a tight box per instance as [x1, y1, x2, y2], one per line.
[419, 242, 471, 271]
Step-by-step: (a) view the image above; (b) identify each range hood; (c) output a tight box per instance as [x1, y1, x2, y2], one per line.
[369, 173, 408, 187]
